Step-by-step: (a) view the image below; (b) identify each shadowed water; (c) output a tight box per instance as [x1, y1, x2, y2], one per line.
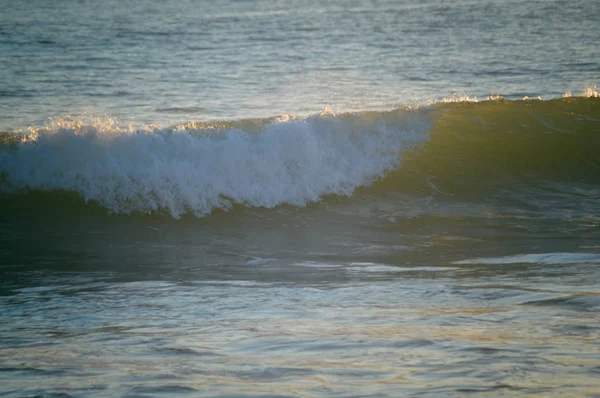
[1, 190, 600, 396]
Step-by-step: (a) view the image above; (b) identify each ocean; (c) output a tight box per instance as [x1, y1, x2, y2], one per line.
[1, 0, 599, 396]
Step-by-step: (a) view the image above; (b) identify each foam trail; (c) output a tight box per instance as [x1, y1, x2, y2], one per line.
[0, 112, 431, 217]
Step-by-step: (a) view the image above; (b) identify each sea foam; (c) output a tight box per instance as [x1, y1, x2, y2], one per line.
[0, 112, 431, 217]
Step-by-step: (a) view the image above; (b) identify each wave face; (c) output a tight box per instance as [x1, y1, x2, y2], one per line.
[0, 97, 599, 218]
[373, 97, 600, 197]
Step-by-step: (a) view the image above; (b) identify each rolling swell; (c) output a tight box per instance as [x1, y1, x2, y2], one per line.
[0, 97, 599, 218]
[370, 97, 600, 197]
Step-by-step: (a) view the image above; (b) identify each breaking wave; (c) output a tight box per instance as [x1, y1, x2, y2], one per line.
[0, 96, 598, 218]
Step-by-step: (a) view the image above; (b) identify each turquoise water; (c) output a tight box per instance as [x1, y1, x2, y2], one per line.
[1, 0, 600, 397]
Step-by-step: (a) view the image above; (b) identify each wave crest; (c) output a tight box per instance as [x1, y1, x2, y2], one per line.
[0, 111, 432, 217]
[1, 96, 599, 218]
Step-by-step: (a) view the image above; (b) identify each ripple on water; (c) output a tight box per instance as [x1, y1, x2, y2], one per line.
[125, 385, 199, 396]
[521, 294, 600, 312]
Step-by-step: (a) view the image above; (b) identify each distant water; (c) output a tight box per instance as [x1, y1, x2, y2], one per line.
[1, 0, 599, 129]
[1, 0, 600, 397]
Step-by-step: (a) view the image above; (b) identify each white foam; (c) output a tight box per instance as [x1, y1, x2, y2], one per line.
[246, 257, 275, 265]
[453, 253, 600, 265]
[294, 261, 343, 269]
[564, 87, 599, 98]
[0, 112, 431, 218]
[348, 262, 458, 272]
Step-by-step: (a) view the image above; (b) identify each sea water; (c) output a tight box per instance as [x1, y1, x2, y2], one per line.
[1, 0, 599, 396]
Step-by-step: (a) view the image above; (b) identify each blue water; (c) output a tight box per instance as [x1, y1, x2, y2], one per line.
[1, 0, 598, 130]
[1, 0, 600, 397]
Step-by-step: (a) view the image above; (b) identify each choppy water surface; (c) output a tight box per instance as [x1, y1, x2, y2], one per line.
[1, 0, 599, 130]
[1, 0, 600, 396]
[1, 186, 600, 396]
[3, 268, 600, 397]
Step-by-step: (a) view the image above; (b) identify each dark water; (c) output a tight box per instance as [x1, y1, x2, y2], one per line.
[1, 0, 600, 396]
